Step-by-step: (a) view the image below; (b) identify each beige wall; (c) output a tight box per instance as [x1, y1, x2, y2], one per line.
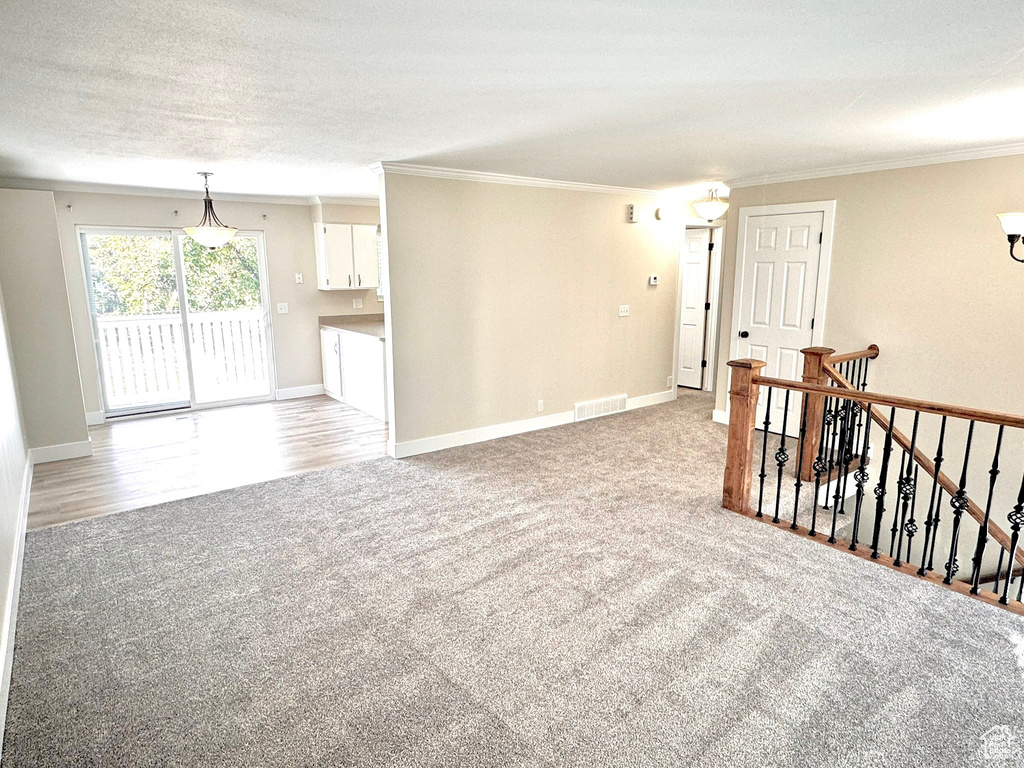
[714, 154, 1024, 418]
[52, 192, 381, 414]
[380, 173, 681, 447]
[0, 190, 89, 449]
[0, 275, 29, 740]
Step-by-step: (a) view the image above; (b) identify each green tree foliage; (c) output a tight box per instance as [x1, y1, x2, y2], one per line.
[88, 235, 261, 316]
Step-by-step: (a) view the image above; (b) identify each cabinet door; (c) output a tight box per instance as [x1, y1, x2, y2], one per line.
[323, 224, 354, 290]
[339, 332, 386, 421]
[352, 225, 379, 289]
[320, 329, 343, 399]
[314, 224, 330, 290]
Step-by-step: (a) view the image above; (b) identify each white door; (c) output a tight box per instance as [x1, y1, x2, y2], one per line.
[737, 211, 824, 434]
[677, 228, 711, 389]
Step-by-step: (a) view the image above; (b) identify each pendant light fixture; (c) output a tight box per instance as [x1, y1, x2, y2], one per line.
[184, 172, 237, 250]
[693, 188, 729, 222]
[996, 212, 1024, 262]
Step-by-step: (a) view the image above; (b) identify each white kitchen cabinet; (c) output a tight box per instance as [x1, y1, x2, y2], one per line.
[314, 223, 379, 290]
[320, 328, 343, 398]
[320, 325, 387, 422]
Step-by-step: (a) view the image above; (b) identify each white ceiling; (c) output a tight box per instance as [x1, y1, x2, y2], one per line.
[3, 0, 1024, 199]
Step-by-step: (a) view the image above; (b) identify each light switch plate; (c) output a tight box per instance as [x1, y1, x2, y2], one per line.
[618, 305, 630, 317]
[353, 298, 363, 309]
[276, 303, 289, 314]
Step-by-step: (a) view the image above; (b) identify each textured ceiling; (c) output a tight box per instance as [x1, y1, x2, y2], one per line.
[2, 0, 1024, 198]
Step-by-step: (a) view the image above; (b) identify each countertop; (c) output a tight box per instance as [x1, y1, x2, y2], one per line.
[319, 314, 385, 341]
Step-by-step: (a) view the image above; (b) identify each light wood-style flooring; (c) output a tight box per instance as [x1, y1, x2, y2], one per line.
[28, 396, 389, 530]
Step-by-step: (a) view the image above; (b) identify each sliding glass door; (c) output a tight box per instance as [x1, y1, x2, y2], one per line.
[82, 229, 274, 417]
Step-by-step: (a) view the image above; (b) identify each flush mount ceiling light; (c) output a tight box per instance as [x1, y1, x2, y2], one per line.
[184, 172, 237, 250]
[693, 189, 728, 222]
[997, 212, 1024, 263]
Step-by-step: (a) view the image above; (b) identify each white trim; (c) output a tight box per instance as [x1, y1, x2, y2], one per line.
[29, 439, 92, 464]
[85, 410, 105, 426]
[726, 143, 1024, 188]
[712, 409, 729, 426]
[372, 162, 661, 197]
[393, 411, 575, 459]
[275, 384, 326, 400]
[391, 389, 678, 459]
[0, 458, 32, 748]
[625, 390, 677, 410]
[0, 177, 324, 206]
[312, 196, 380, 207]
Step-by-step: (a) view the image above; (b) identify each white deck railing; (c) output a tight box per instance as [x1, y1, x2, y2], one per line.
[97, 310, 270, 410]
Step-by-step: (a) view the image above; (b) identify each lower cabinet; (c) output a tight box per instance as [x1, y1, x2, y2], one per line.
[320, 327, 387, 422]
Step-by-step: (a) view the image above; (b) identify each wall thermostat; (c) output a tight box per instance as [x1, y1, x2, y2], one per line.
[649, 275, 659, 286]
[626, 204, 639, 223]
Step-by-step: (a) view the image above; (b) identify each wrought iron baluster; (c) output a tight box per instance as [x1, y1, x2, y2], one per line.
[944, 420, 975, 585]
[893, 411, 920, 567]
[791, 394, 810, 530]
[918, 416, 947, 575]
[756, 387, 773, 518]
[993, 548, 1005, 595]
[829, 398, 855, 543]
[772, 390, 791, 524]
[822, 390, 843, 510]
[970, 426, 1004, 595]
[890, 451, 907, 558]
[860, 357, 871, 391]
[927, 488, 945, 573]
[852, 359, 865, 455]
[810, 393, 831, 536]
[870, 408, 897, 560]
[1000, 469, 1024, 605]
[904, 465, 920, 565]
[849, 405, 872, 551]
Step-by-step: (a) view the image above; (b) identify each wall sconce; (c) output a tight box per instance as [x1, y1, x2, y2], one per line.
[693, 189, 729, 222]
[997, 212, 1024, 262]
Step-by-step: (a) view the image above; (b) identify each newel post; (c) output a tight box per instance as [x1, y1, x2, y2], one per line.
[723, 358, 767, 514]
[799, 346, 836, 482]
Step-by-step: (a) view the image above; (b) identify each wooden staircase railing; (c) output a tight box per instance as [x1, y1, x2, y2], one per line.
[723, 345, 1024, 616]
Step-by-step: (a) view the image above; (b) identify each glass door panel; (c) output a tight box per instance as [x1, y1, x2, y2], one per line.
[83, 232, 191, 414]
[179, 234, 272, 404]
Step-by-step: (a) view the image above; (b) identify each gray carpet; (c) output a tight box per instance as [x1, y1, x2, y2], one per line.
[4, 393, 1024, 767]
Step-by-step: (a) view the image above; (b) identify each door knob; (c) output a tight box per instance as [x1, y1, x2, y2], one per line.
[739, 331, 750, 338]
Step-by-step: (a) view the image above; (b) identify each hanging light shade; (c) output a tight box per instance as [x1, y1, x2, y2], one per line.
[184, 172, 237, 250]
[693, 189, 729, 222]
[996, 212, 1024, 262]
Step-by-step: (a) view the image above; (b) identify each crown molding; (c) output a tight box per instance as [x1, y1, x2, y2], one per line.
[0, 177, 317, 205]
[372, 162, 661, 197]
[727, 142, 1024, 188]
[312, 195, 379, 207]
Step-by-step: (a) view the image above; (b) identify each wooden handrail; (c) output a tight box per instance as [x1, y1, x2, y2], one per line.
[753, 374, 1024, 430]
[822, 364, 1024, 569]
[828, 344, 880, 364]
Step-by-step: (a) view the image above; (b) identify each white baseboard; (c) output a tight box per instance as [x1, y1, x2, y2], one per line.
[393, 410, 575, 458]
[85, 411, 105, 426]
[275, 384, 325, 401]
[29, 438, 92, 465]
[712, 409, 729, 425]
[392, 388, 681, 459]
[0, 458, 32, 747]
[626, 390, 677, 410]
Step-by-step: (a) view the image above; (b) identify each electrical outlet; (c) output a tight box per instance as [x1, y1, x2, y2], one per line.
[618, 304, 630, 317]
[353, 298, 363, 309]
[294, 272, 303, 284]
[276, 303, 289, 314]
[667, 375, 673, 389]
[537, 399, 544, 413]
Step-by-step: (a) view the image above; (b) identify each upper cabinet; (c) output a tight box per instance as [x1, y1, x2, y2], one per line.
[314, 223, 379, 290]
